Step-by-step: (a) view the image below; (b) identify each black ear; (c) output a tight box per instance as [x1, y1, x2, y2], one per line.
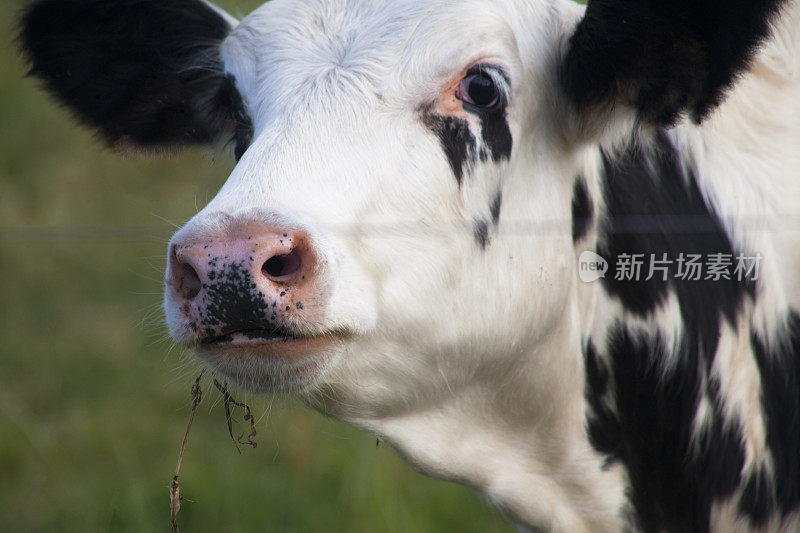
[19, 0, 252, 158]
[561, 0, 787, 126]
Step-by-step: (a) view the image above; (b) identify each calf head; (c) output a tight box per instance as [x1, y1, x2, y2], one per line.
[22, 0, 588, 408]
[21, 0, 785, 529]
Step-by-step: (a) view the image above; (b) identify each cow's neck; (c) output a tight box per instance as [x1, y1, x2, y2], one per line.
[572, 19, 800, 527]
[343, 306, 626, 533]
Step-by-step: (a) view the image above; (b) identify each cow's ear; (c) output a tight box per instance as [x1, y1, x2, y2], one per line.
[560, 0, 786, 126]
[19, 0, 252, 158]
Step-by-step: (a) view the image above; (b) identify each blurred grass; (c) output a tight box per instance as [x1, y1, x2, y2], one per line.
[0, 1, 511, 531]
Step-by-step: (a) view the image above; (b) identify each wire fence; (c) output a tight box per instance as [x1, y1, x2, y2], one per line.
[0, 226, 173, 243]
[1, 214, 799, 244]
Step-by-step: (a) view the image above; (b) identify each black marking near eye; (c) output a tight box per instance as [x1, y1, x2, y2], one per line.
[572, 176, 593, 242]
[479, 112, 512, 162]
[423, 114, 476, 185]
[473, 219, 489, 249]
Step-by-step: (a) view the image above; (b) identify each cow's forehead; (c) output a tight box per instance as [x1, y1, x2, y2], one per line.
[221, 0, 519, 125]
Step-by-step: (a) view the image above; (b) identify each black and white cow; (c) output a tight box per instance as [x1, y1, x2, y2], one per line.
[19, 0, 800, 530]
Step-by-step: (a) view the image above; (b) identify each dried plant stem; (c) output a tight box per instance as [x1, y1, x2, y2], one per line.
[168, 374, 258, 532]
[213, 379, 258, 452]
[170, 371, 204, 533]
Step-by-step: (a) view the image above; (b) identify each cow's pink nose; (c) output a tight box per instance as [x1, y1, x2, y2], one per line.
[167, 229, 313, 303]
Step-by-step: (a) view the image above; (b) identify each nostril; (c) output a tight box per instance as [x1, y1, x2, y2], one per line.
[178, 262, 202, 299]
[171, 249, 202, 300]
[262, 248, 303, 281]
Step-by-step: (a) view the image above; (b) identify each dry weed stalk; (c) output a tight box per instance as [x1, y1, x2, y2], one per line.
[213, 378, 258, 452]
[168, 373, 258, 532]
[170, 371, 204, 533]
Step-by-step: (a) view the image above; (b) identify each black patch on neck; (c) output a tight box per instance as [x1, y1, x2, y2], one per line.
[19, 0, 251, 154]
[585, 328, 747, 533]
[746, 313, 800, 521]
[739, 466, 775, 526]
[572, 176, 593, 242]
[584, 128, 764, 530]
[423, 114, 476, 185]
[599, 130, 752, 334]
[561, 0, 788, 125]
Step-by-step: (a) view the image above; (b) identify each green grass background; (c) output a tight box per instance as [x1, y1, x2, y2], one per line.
[0, 1, 512, 530]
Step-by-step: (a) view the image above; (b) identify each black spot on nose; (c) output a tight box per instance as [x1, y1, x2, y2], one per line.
[199, 261, 270, 334]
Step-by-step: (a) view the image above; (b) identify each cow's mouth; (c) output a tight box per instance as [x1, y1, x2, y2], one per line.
[201, 325, 304, 346]
[196, 324, 350, 363]
[194, 325, 349, 391]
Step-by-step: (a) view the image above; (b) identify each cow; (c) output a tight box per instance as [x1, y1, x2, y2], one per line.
[19, 0, 800, 530]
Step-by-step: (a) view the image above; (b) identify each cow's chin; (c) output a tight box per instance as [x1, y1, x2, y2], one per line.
[193, 333, 347, 393]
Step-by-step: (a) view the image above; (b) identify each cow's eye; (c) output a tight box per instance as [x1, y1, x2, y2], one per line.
[456, 69, 503, 111]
